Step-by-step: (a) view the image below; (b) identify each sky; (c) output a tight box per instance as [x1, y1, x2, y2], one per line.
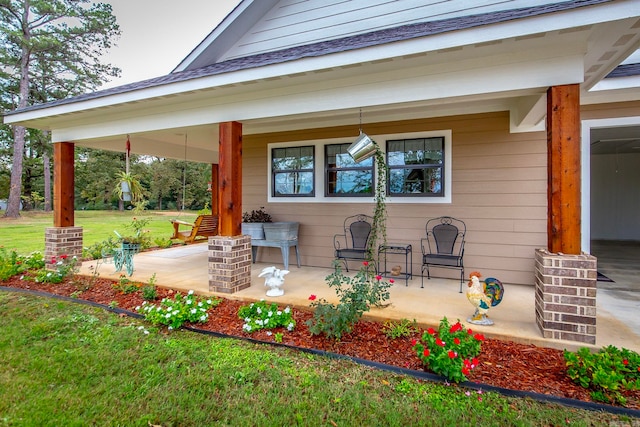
[100, 0, 238, 89]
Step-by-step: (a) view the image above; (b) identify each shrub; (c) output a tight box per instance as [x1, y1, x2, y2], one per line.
[113, 274, 140, 294]
[307, 261, 393, 340]
[412, 317, 484, 383]
[83, 237, 118, 260]
[33, 255, 79, 284]
[238, 300, 295, 333]
[137, 290, 221, 330]
[0, 249, 44, 281]
[564, 345, 640, 406]
[153, 237, 173, 249]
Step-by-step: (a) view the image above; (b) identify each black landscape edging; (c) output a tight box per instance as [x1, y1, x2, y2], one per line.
[2, 285, 639, 419]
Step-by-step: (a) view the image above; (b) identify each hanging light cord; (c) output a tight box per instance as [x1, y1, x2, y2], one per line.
[182, 134, 187, 211]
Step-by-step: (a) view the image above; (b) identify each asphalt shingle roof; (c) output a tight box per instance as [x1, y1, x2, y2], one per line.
[8, 0, 612, 116]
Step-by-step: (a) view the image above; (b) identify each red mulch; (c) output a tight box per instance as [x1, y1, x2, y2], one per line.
[2, 274, 639, 410]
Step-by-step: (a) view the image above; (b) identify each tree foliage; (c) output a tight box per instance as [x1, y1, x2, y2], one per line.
[0, 0, 121, 216]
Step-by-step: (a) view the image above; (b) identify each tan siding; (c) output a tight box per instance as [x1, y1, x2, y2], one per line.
[243, 111, 547, 285]
[581, 101, 640, 120]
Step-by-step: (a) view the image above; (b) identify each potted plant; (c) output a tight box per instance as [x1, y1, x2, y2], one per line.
[241, 207, 272, 239]
[114, 217, 151, 252]
[114, 171, 145, 203]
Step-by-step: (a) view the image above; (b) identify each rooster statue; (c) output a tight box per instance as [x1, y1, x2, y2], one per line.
[466, 271, 504, 326]
[259, 266, 289, 297]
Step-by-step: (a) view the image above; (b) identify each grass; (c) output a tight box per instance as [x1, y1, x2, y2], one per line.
[0, 210, 199, 254]
[0, 291, 630, 426]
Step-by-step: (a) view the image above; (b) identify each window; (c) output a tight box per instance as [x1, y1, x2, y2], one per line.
[325, 143, 374, 196]
[271, 146, 315, 197]
[387, 137, 444, 196]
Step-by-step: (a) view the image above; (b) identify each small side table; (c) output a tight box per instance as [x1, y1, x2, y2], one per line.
[378, 243, 412, 286]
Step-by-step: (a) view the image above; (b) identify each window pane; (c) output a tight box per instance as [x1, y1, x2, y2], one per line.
[272, 145, 314, 197]
[327, 170, 373, 195]
[386, 137, 444, 196]
[274, 172, 314, 195]
[389, 168, 442, 195]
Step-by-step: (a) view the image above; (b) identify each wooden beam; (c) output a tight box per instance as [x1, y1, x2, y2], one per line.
[218, 122, 242, 236]
[546, 84, 581, 254]
[210, 164, 219, 216]
[53, 142, 75, 227]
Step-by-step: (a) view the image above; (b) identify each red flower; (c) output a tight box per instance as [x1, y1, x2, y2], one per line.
[623, 359, 629, 366]
[462, 367, 470, 376]
[474, 333, 485, 341]
[453, 338, 461, 345]
[435, 338, 445, 347]
[375, 275, 382, 281]
[362, 261, 369, 266]
[423, 348, 430, 357]
[449, 322, 463, 333]
[448, 350, 457, 359]
[389, 279, 395, 284]
[427, 327, 436, 335]
[60, 254, 68, 260]
[468, 329, 473, 335]
[472, 357, 479, 366]
[50, 257, 56, 264]
[411, 339, 417, 347]
[308, 294, 317, 301]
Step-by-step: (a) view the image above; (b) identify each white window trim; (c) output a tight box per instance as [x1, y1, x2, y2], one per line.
[267, 130, 452, 204]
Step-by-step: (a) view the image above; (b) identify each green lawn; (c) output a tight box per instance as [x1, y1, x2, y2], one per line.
[0, 292, 628, 426]
[0, 210, 199, 254]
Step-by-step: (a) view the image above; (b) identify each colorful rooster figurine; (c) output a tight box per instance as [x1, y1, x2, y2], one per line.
[466, 271, 504, 326]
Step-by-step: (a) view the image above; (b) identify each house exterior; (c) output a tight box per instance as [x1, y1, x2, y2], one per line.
[3, 0, 640, 344]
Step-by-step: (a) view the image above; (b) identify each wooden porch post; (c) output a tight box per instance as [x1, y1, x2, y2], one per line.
[546, 84, 581, 254]
[218, 121, 242, 236]
[211, 164, 219, 216]
[208, 121, 251, 293]
[53, 142, 75, 227]
[46, 142, 83, 264]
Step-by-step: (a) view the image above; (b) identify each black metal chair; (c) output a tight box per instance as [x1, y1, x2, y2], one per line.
[334, 214, 374, 271]
[421, 216, 466, 292]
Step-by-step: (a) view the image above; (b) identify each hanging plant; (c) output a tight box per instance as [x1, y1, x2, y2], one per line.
[367, 143, 388, 258]
[114, 171, 145, 204]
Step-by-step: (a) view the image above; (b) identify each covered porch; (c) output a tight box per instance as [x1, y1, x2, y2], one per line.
[78, 242, 640, 353]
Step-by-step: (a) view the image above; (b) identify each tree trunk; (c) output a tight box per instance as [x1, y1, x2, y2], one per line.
[5, 125, 26, 217]
[4, 4, 31, 218]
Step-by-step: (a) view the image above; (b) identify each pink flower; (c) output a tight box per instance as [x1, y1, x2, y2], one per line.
[308, 294, 317, 301]
[375, 275, 382, 281]
[362, 261, 369, 266]
[389, 278, 394, 284]
[50, 257, 56, 264]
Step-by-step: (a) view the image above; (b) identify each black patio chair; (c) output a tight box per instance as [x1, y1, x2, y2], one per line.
[334, 214, 374, 271]
[421, 216, 466, 292]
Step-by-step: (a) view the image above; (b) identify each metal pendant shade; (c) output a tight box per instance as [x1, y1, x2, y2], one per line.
[347, 131, 377, 163]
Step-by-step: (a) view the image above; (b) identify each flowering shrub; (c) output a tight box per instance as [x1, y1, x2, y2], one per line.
[307, 261, 393, 340]
[564, 345, 640, 406]
[0, 248, 44, 281]
[34, 255, 78, 284]
[412, 317, 484, 383]
[238, 300, 295, 333]
[117, 217, 151, 248]
[136, 290, 221, 330]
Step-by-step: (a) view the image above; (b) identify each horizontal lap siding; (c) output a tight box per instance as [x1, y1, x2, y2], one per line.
[243, 111, 547, 285]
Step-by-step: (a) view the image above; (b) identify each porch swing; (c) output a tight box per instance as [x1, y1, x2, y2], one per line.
[169, 132, 219, 243]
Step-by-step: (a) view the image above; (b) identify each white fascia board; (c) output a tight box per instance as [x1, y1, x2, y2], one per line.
[590, 75, 640, 92]
[50, 51, 583, 143]
[5, 1, 630, 127]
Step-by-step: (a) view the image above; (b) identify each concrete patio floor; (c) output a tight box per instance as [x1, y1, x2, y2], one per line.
[79, 242, 640, 353]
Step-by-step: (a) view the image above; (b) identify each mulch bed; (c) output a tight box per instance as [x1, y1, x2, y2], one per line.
[2, 274, 639, 411]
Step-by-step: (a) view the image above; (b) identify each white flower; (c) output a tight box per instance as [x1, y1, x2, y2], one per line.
[206, 299, 212, 304]
[156, 307, 162, 312]
[256, 307, 262, 314]
[198, 302, 203, 307]
[165, 313, 171, 318]
[244, 317, 251, 322]
[188, 290, 194, 295]
[284, 307, 290, 314]
[268, 311, 273, 317]
[186, 299, 193, 305]
[266, 331, 272, 336]
[277, 311, 282, 316]
[190, 308, 197, 314]
[172, 310, 179, 315]
[287, 323, 294, 331]
[137, 326, 144, 330]
[19, 275, 24, 280]
[135, 306, 140, 311]
[143, 330, 149, 335]
[168, 326, 173, 330]
[200, 315, 207, 321]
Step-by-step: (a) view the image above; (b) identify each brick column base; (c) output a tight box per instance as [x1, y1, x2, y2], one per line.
[534, 248, 597, 344]
[208, 235, 252, 293]
[45, 227, 83, 268]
